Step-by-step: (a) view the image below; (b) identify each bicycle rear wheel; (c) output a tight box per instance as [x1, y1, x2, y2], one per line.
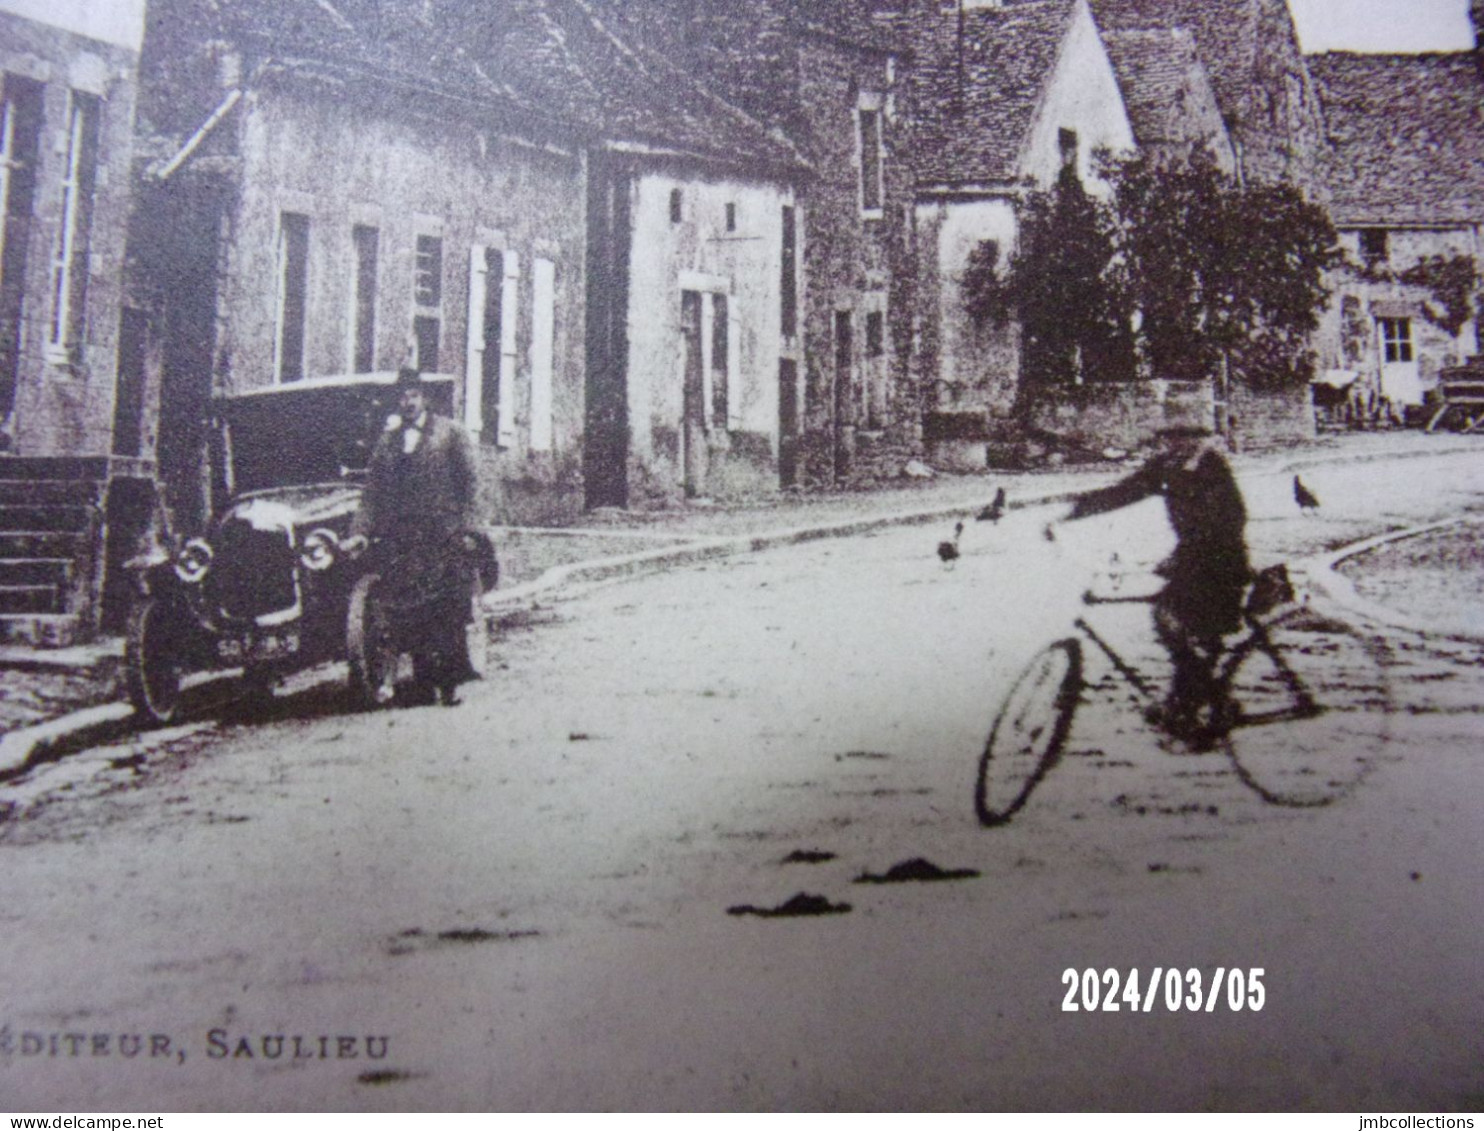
[1219, 607, 1390, 806]
[976, 639, 1083, 826]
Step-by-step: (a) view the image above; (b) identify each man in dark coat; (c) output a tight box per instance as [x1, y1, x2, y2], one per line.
[350, 367, 481, 705]
[1058, 425, 1252, 740]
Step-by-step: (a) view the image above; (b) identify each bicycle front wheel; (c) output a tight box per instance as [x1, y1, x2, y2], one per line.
[976, 639, 1083, 826]
[1219, 607, 1390, 807]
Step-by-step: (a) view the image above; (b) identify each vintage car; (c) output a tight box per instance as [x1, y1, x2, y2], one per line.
[125, 372, 495, 724]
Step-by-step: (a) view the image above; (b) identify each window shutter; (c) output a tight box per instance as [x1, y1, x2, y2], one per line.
[530, 256, 555, 452]
[464, 244, 488, 435]
[497, 250, 519, 447]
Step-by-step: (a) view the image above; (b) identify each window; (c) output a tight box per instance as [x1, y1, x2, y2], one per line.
[414, 233, 442, 307]
[834, 310, 853, 426]
[1058, 127, 1078, 170]
[466, 245, 519, 445]
[413, 232, 442, 370]
[0, 75, 43, 411]
[681, 285, 732, 439]
[670, 188, 683, 225]
[48, 91, 100, 363]
[274, 212, 310, 382]
[781, 205, 798, 338]
[866, 310, 884, 358]
[530, 256, 555, 452]
[725, 202, 736, 233]
[349, 225, 378, 372]
[711, 293, 729, 427]
[413, 315, 440, 372]
[1379, 317, 1413, 364]
[1359, 228, 1388, 265]
[865, 309, 887, 429]
[858, 106, 883, 214]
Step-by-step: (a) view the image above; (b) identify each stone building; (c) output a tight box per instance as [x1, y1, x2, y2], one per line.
[129, 0, 805, 532]
[900, 0, 1135, 434]
[0, 0, 147, 643]
[128, 0, 593, 532]
[1309, 43, 1484, 418]
[1099, 27, 1235, 172]
[1088, 0, 1329, 196]
[590, 0, 913, 489]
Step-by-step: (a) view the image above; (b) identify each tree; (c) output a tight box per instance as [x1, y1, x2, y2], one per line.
[962, 163, 1135, 404]
[1107, 150, 1342, 390]
[966, 151, 1343, 407]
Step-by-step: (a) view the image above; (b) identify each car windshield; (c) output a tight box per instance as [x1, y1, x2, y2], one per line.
[210, 375, 456, 496]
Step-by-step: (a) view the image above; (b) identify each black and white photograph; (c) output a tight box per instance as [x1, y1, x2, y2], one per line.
[0, 0, 1481, 1113]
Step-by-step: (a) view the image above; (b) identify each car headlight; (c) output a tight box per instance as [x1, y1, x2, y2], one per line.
[300, 527, 340, 572]
[174, 537, 214, 584]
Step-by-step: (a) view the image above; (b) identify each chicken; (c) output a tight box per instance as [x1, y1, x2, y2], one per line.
[976, 486, 1007, 523]
[1293, 475, 1320, 511]
[937, 521, 964, 568]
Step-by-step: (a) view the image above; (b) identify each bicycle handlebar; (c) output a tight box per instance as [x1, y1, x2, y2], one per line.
[1082, 589, 1158, 606]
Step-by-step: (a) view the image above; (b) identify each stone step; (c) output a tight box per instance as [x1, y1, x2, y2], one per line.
[0, 479, 104, 507]
[0, 532, 86, 559]
[0, 505, 94, 533]
[0, 585, 60, 615]
[0, 613, 82, 648]
[0, 456, 111, 482]
[0, 558, 71, 586]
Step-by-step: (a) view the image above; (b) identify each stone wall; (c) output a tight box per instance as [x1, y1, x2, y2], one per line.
[792, 34, 911, 488]
[1026, 379, 1215, 451]
[1228, 382, 1315, 450]
[1, 11, 141, 457]
[217, 75, 589, 522]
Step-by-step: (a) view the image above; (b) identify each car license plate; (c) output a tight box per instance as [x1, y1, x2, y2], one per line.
[219, 631, 300, 663]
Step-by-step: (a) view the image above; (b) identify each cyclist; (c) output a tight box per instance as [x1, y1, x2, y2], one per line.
[1052, 425, 1252, 744]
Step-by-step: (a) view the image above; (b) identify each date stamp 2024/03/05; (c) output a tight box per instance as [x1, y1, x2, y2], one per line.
[1061, 967, 1267, 1013]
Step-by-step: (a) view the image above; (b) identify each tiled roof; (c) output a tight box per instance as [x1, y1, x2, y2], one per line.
[1309, 51, 1484, 226]
[788, 0, 902, 54]
[1088, 0, 1258, 123]
[1101, 28, 1229, 152]
[1087, 0, 1328, 190]
[219, 0, 804, 171]
[906, 0, 1077, 186]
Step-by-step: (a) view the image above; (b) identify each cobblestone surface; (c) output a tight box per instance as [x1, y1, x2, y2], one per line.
[1, 432, 1480, 738]
[1338, 524, 1484, 636]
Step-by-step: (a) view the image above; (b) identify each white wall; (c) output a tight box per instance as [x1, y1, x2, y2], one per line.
[0, 0, 145, 49]
[627, 171, 792, 460]
[919, 0, 1136, 410]
[1021, 0, 1136, 194]
[930, 198, 1019, 395]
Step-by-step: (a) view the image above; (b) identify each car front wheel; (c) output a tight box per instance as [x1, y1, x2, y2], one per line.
[347, 574, 398, 709]
[126, 596, 189, 725]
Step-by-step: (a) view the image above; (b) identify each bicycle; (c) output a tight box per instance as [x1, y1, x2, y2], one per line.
[974, 563, 1391, 825]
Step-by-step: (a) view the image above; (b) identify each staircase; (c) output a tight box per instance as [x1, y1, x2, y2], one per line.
[0, 457, 110, 647]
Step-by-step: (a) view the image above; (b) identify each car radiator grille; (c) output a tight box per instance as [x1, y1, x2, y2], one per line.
[208, 520, 298, 623]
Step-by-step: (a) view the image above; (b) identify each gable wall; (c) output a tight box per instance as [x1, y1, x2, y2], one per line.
[915, 0, 1135, 424]
[1022, 0, 1136, 194]
[1, 10, 141, 457]
[624, 166, 794, 502]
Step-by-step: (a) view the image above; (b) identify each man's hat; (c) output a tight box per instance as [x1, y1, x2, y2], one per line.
[394, 365, 422, 389]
